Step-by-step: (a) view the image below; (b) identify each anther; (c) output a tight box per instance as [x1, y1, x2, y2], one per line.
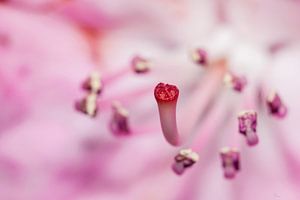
[223, 72, 247, 92]
[110, 101, 130, 135]
[191, 48, 208, 66]
[131, 55, 150, 74]
[220, 147, 240, 179]
[82, 72, 103, 94]
[172, 149, 199, 175]
[266, 92, 287, 118]
[238, 110, 258, 146]
[75, 93, 98, 117]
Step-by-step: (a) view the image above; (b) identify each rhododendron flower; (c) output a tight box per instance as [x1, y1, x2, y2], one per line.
[0, 0, 300, 200]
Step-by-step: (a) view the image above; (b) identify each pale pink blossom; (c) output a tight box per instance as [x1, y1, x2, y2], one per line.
[0, 1, 300, 200]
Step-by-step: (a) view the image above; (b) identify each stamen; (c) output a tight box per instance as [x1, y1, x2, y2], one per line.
[266, 92, 287, 118]
[238, 110, 258, 146]
[154, 82, 180, 145]
[75, 93, 98, 117]
[131, 55, 150, 74]
[82, 71, 103, 94]
[109, 101, 131, 136]
[191, 48, 208, 66]
[220, 147, 240, 179]
[172, 149, 199, 175]
[223, 72, 247, 92]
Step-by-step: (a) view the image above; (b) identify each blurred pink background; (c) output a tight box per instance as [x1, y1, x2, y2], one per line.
[0, 0, 300, 199]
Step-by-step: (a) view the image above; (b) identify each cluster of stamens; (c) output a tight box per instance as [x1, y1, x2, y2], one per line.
[223, 72, 247, 92]
[266, 92, 287, 118]
[75, 72, 102, 117]
[172, 149, 199, 175]
[220, 147, 240, 179]
[153, 50, 268, 178]
[73, 45, 288, 181]
[238, 110, 258, 146]
[110, 101, 131, 135]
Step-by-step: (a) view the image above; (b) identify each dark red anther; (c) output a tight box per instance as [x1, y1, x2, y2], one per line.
[220, 147, 240, 179]
[172, 149, 199, 175]
[224, 72, 247, 92]
[238, 110, 258, 146]
[267, 92, 287, 118]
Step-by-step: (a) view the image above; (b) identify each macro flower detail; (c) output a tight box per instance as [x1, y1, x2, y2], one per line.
[172, 149, 199, 175]
[131, 55, 150, 74]
[1, 1, 299, 199]
[191, 48, 208, 66]
[223, 72, 247, 92]
[220, 147, 240, 179]
[109, 101, 131, 136]
[238, 110, 258, 146]
[266, 92, 287, 118]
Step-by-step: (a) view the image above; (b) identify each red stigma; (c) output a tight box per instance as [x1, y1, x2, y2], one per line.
[154, 83, 179, 103]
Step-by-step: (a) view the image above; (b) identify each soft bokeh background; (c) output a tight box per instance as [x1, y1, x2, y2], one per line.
[1, 0, 300, 199]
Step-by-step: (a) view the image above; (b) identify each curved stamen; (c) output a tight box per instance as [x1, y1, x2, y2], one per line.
[154, 59, 227, 146]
